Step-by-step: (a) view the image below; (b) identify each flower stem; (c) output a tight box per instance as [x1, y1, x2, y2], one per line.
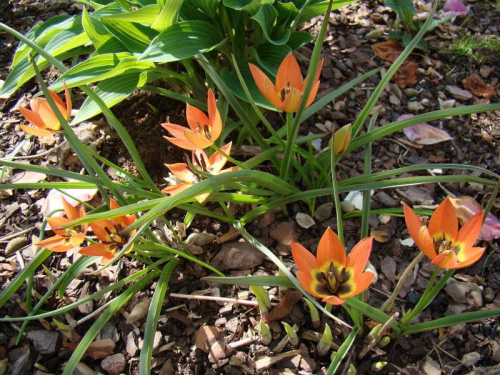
[210, 143, 246, 170]
[330, 153, 344, 244]
[483, 178, 500, 224]
[381, 252, 424, 312]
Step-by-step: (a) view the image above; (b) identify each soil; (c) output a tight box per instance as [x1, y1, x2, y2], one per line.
[1, 0, 500, 374]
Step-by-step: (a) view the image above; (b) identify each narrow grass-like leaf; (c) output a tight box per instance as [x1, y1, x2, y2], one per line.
[140, 259, 179, 374]
[202, 275, 294, 287]
[325, 327, 359, 375]
[62, 271, 159, 375]
[344, 298, 400, 334]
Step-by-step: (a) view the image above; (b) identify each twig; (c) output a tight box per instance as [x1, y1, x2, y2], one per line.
[0, 227, 34, 242]
[169, 293, 268, 306]
[358, 312, 399, 359]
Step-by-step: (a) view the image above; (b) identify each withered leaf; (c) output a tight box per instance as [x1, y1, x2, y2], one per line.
[462, 76, 496, 99]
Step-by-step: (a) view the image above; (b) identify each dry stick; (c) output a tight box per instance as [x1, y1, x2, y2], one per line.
[0, 227, 34, 242]
[358, 312, 399, 360]
[381, 252, 425, 312]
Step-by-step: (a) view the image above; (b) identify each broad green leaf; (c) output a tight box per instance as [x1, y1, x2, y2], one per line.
[49, 53, 131, 89]
[223, 0, 272, 14]
[152, 0, 183, 31]
[188, 0, 220, 17]
[140, 20, 223, 63]
[51, 54, 154, 90]
[297, 0, 356, 24]
[12, 16, 74, 66]
[385, 0, 415, 28]
[252, 43, 291, 76]
[82, 7, 116, 50]
[287, 31, 314, 50]
[252, 4, 290, 45]
[100, 17, 158, 53]
[136, 0, 157, 5]
[101, 4, 160, 24]
[72, 72, 145, 124]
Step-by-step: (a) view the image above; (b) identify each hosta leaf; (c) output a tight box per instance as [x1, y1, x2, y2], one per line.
[140, 20, 223, 63]
[297, 0, 356, 24]
[252, 43, 291, 76]
[50, 54, 154, 90]
[72, 72, 147, 124]
[251, 4, 290, 45]
[101, 4, 159, 24]
[152, 0, 183, 31]
[100, 17, 158, 53]
[287, 31, 314, 50]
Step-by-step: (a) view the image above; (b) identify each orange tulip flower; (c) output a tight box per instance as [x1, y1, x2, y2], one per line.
[249, 53, 323, 112]
[291, 228, 374, 305]
[162, 89, 222, 150]
[37, 197, 88, 252]
[79, 199, 137, 264]
[19, 83, 72, 137]
[163, 143, 237, 203]
[404, 197, 485, 269]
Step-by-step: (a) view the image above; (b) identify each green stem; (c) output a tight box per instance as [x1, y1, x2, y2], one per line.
[331, 155, 344, 244]
[210, 143, 246, 170]
[483, 178, 500, 223]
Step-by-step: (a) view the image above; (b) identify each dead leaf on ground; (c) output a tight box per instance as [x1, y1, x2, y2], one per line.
[371, 39, 404, 62]
[64, 339, 115, 360]
[462, 76, 496, 99]
[394, 61, 419, 88]
[398, 114, 452, 145]
[195, 326, 224, 352]
[10, 171, 46, 184]
[264, 289, 302, 323]
[449, 196, 500, 241]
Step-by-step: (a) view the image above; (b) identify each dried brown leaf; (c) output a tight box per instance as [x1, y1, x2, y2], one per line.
[371, 39, 404, 63]
[462, 76, 496, 99]
[394, 61, 418, 88]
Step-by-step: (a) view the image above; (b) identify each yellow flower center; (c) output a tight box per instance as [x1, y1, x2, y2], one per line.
[196, 122, 212, 139]
[433, 235, 461, 255]
[318, 262, 350, 296]
[279, 84, 292, 101]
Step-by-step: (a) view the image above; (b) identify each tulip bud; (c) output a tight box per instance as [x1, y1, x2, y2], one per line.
[251, 285, 271, 314]
[368, 323, 382, 339]
[317, 324, 333, 356]
[303, 298, 320, 329]
[259, 319, 272, 346]
[378, 336, 391, 347]
[333, 125, 352, 155]
[347, 363, 356, 375]
[282, 322, 299, 347]
[371, 361, 388, 373]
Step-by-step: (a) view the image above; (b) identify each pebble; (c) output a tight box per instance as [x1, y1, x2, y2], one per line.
[26, 330, 59, 355]
[211, 241, 264, 271]
[295, 213, 315, 229]
[270, 222, 298, 245]
[445, 280, 469, 303]
[126, 300, 150, 324]
[389, 94, 401, 106]
[314, 202, 333, 221]
[407, 101, 424, 111]
[470, 283, 483, 306]
[101, 353, 126, 375]
[439, 99, 456, 109]
[74, 362, 96, 375]
[446, 85, 473, 100]
[185, 232, 217, 247]
[422, 357, 441, 375]
[5, 237, 27, 256]
[461, 352, 481, 367]
[379, 214, 391, 224]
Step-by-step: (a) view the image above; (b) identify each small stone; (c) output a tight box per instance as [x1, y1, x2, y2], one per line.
[470, 283, 483, 306]
[366, 29, 384, 39]
[74, 362, 97, 375]
[379, 214, 391, 224]
[101, 353, 126, 375]
[344, 190, 368, 210]
[0, 359, 8, 375]
[400, 238, 414, 247]
[314, 203, 333, 221]
[26, 330, 59, 355]
[126, 332, 138, 357]
[380, 255, 397, 283]
[445, 280, 469, 303]
[270, 222, 298, 245]
[211, 241, 264, 271]
[461, 352, 481, 367]
[5, 237, 27, 256]
[340, 200, 355, 212]
[127, 300, 150, 324]
[208, 340, 227, 363]
[421, 357, 442, 375]
[295, 213, 315, 229]
[484, 287, 495, 302]
[480, 66, 492, 79]
[404, 88, 420, 97]
[446, 85, 473, 100]
[407, 101, 424, 111]
[439, 99, 456, 109]
[374, 191, 399, 207]
[333, 101, 345, 111]
[389, 94, 401, 106]
[185, 232, 217, 247]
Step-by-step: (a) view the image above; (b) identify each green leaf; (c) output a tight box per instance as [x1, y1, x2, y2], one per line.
[152, 0, 183, 31]
[252, 4, 290, 45]
[252, 43, 291, 76]
[102, 4, 160, 24]
[51, 54, 154, 90]
[73, 72, 145, 123]
[49, 52, 130, 88]
[297, 0, 356, 24]
[402, 33, 427, 51]
[287, 31, 314, 50]
[223, 0, 272, 13]
[100, 16, 158, 53]
[1, 17, 89, 96]
[385, 0, 415, 26]
[82, 7, 118, 50]
[187, 0, 220, 17]
[140, 20, 223, 62]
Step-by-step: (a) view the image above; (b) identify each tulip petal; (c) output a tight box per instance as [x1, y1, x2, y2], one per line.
[275, 53, 303, 92]
[79, 243, 113, 258]
[167, 163, 197, 182]
[291, 241, 318, 275]
[186, 104, 211, 133]
[429, 198, 458, 240]
[432, 250, 458, 269]
[340, 271, 375, 299]
[207, 143, 231, 173]
[63, 82, 72, 116]
[19, 106, 46, 129]
[455, 247, 485, 268]
[322, 295, 345, 305]
[455, 211, 483, 250]
[249, 63, 283, 110]
[281, 88, 302, 112]
[305, 80, 320, 108]
[61, 197, 80, 221]
[404, 204, 436, 259]
[162, 182, 193, 196]
[184, 129, 213, 149]
[37, 235, 71, 252]
[346, 237, 373, 275]
[316, 227, 346, 268]
[37, 100, 61, 130]
[19, 125, 56, 137]
[90, 220, 114, 242]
